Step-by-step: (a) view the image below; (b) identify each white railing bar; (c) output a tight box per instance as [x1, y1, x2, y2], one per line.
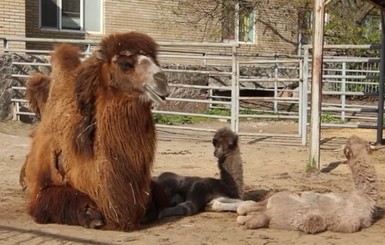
[11, 99, 27, 102]
[321, 107, 377, 112]
[239, 78, 301, 82]
[164, 69, 231, 75]
[323, 69, 380, 73]
[11, 86, 27, 90]
[11, 74, 29, 78]
[323, 103, 377, 109]
[15, 111, 35, 116]
[0, 36, 99, 44]
[168, 84, 232, 90]
[6, 49, 52, 54]
[152, 110, 232, 119]
[12, 62, 51, 66]
[323, 80, 379, 85]
[321, 123, 377, 129]
[303, 44, 380, 49]
[237, 131, 300, 137]
[239, 59, 301, 64]
[159, 54, 232, 60]
[238, 114, 298, 119]
[323, 74, 379, 79]
[166, 98, 231, 105]
[239, 97, 299, 101]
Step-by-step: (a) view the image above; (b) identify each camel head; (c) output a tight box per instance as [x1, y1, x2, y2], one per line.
[343, 135, 371, 160]
[95, 32, 169, 104]
[212, 127, 239, 160]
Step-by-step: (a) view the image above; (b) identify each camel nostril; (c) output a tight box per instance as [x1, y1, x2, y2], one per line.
[153, 71, 170, 97]
[154, 72, 167, 83]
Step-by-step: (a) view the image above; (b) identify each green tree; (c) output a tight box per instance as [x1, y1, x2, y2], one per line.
[324, 0, 380, 45]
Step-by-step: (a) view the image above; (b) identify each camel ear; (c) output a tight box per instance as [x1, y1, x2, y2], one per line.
[344, 145, 353, 159]
[94, 49, 106, 61]
[366, 144, 372, 153]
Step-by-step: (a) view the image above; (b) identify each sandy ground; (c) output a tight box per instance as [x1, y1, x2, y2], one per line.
[0, 120, 385, 245]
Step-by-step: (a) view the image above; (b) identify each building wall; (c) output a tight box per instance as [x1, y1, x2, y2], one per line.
[0, 0, 26, 51]
[23, 0, 300, 54]
[252, 0, 300, 55]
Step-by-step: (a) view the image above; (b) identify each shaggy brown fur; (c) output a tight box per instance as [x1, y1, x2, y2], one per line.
[237, 135, 378, 233]
[24, 32, 169, 231]
[25, 73, 51, 118]
[19, 74, 51, 189]
[155, 127, 244, 218]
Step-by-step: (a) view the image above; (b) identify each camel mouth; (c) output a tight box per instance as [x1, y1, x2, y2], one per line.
[144, 85, 167, 105]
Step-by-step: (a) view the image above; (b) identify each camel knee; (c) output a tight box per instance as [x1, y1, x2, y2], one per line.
[327, 219, 361, 233]
[237, 215, 254, 225]
[300, 213, 327, 234]
[237, 200, 263, 215]
[241, 213, 270, 229]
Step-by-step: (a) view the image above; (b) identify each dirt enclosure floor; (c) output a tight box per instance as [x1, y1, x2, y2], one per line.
[1, 120, 385, 245]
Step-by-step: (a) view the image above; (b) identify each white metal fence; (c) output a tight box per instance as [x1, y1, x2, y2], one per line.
[1, 37, 382, 145]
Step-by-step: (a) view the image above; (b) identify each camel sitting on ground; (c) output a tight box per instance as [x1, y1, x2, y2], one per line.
[237, 135, 378, 233]
[23, 32, 170, 231]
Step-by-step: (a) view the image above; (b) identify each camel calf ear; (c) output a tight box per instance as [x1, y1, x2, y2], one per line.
[366, 144, 372, 153]
[344, 146, 353, 159]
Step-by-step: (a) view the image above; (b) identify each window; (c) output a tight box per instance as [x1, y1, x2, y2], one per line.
[222, 1, 255, 43]
[238, 3, 255, 43]
[40, 0, 102, 32]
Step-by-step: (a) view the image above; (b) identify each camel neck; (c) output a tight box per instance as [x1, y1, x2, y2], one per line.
[218, 148, 244, 198]
[350, 157, 378, 202]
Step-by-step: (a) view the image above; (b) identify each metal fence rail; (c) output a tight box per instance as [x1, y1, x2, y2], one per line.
[2, 37, 383, 146]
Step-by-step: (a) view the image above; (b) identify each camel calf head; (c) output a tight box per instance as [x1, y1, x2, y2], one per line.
[344, 135, 371, 160]
[95, 32, 169, 104]
[212, 127, 239, 159]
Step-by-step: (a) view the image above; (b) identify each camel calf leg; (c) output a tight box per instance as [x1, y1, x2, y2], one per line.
[237, 213, 270, 229]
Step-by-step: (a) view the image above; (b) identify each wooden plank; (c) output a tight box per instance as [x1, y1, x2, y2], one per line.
[377, 10, 385, 144]
[309, 0, 326, 171]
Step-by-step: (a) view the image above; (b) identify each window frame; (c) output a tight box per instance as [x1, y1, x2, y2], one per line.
[221, 1, 256, 44]
[39, 0, 103, 34]
[237, 2, 256, 44]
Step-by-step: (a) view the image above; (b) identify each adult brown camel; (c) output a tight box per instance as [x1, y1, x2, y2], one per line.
[23, 32, 169, 231]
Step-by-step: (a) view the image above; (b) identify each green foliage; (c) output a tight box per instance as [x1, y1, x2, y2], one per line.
[321, 112, 344, 124]
[301, 0, 381, 51]
[153, 114, 193, 125]
[203, 108, 231, 116]
[306, 158, 318, 173]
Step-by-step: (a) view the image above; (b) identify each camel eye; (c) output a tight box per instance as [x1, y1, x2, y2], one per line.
[118, 61, 134, 71]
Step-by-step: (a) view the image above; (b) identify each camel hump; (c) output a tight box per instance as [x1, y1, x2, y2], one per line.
[26, 73, 51, 117]
[51, 44, 82, 72]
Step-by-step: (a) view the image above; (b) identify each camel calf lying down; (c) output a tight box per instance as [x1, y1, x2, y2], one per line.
[237, 135, 378, 233]
[153, 127, 244, 219]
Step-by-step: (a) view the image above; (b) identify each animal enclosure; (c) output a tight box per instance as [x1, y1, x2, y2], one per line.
[0, 37, 382, 146]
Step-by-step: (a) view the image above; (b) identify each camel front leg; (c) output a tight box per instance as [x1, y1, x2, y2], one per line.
[29, 185, 105, 229]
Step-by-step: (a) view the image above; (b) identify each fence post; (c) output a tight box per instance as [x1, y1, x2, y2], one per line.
[377, 10, 385, 144]
[341, 61, 346, 121]
[301, 47, 309, 146]
[3, 38, 9, 52]
[230, 46, 239, 132]
[274, 55, 279, 113]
